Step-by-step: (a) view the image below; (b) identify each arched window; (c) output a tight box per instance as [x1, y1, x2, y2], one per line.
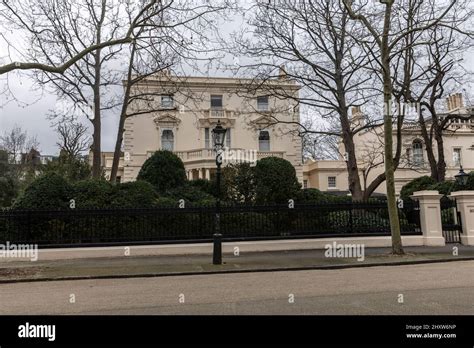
[259, 130, 270, 151]
[161, 129, 174, 151]
[412, 140, 423, 166]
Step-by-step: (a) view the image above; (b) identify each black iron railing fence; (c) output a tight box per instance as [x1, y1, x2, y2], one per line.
[440, 198, 462, 243]
[0, 201, 421, 248]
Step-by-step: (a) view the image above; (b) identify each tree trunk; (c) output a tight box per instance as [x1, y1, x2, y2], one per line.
[110, 43, 137, 183]
[434, 127, 446, 182]
[341, 123, 363, 201]
[91, 95, 102, 179]
[91, 2, 105, 180]
[381, 3, 403, 255]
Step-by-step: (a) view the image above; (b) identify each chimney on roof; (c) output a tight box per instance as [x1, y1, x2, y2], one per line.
[351, 106, 365, 126]
[446, 93, 464, 111]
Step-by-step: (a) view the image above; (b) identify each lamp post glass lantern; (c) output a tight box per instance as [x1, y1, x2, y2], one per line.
[455, 165, 469, 186]
[212, 120, 226, 265]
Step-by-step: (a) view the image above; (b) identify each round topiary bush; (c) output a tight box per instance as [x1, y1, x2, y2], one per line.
[400, 176, 436, 202]
[254, 156, 301, 204]
[13, 172, 73, 209]
[137, 150, 187, 194]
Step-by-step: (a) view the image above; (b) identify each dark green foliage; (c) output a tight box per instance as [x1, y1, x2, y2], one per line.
[13, 172, 73, 209]
[0, 150, 18, 208]
[72, 179, 115, 208]
[110, 181, 157, 208]
[221, 212, 274, 237]
[427, 180, 455, 196]
[400, 176, 436, 202]
[298, 188, 351, 203]
[254, 157, 301, 204]
[137, 150, 186, 193]
[222, 162, 256, 203]
[188, 179, 215, 197]
[0, 176, 17, 208]
[165, 184, 215, 206]
[43, 154, 91, 182]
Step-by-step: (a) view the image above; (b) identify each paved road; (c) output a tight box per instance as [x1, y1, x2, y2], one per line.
[0, 261, 473, 315]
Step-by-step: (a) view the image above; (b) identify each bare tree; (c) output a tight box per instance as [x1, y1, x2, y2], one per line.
[55, 120, 91, 159]
[393, 22, 473, 182]
[230, 1, 387, 201]
[109, 1, 229, 183]
[0, 0, 190, 178]
[0, 125, 39, 164]
[342, 0, 472, 254]
[0, 0, 165, 75]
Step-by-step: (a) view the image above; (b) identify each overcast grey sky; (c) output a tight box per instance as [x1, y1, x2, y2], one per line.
[1, 3, 473, 156]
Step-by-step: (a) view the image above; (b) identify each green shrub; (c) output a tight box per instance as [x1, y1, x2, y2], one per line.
[42, 154, 91, 182]
[0, 176, 17, 208]
[427, 180, 455, 196]
[298, 188, 350, 204]
[13, 172, 73, 209]
[111, 181, 158, 208]
[400, 176, 436, 202]
[254, 157, 301, 204]
[165, 184, 215, 206]
[222, 162, 256, 203]
[137, 150, 186, 193]
[188, 179, 215, 197]
[72, 179, 115, 208]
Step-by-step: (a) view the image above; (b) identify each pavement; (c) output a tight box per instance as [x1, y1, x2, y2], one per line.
[0, 245, 473, 283]
[0, 261, 473, 315]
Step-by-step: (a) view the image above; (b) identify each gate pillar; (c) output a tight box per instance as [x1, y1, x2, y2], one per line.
[449, 191, 474, 246]
[410, 191, 445, 246]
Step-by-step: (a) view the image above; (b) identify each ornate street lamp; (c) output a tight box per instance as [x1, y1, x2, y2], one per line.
[211, 120, 226, 265]
[455, 165, 469, 186]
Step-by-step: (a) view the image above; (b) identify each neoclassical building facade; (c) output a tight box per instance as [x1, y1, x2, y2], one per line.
[101, 74, 303, 183]
[303, 93, 474, 195]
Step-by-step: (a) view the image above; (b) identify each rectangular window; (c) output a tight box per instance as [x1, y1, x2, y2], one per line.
[258, 131, 270, 152]
[328, 176, 336, 189]
[161, 95, 174, 108]
[303, 180, 308, 189]
[205, 128, 210, 149]
[257, 96, 269, 111]
[211, 95, 223, 109]
[453, 148, 462, 166]
[161, 129, 174, 151]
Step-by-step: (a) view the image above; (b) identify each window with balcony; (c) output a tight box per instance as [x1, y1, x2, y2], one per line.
[160, 95, 174, 108]
[328, 176, 336, 189]
[453, 148, 462, 167]
[211, 95, 223, 109]
[257, 96, 269, 111]
[258, 130, 270, 151]
[161, 129, 174, 151]
[412, 140, 424, 166]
